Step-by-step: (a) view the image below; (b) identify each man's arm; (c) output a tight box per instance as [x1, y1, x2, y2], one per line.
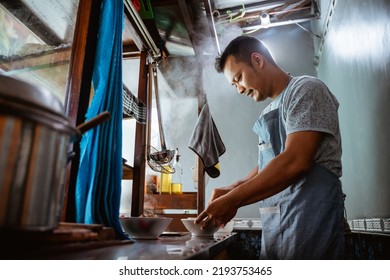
[230, 130, 323, 206]
[209, 166, 258, 202]
[196, 130, 323, 226]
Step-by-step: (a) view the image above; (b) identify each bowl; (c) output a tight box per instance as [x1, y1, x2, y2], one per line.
[181, 218, 220, 237]
[119, 217, 172, 239]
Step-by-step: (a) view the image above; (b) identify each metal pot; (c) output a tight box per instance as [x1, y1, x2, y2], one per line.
[0, 74, 77, 231]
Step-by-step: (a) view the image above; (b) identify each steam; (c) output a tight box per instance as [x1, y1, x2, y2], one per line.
[154, 23, 244, 149]
[148, 24, 245, 192]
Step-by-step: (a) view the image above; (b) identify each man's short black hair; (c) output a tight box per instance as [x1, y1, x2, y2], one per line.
[215, 35, 276, 73]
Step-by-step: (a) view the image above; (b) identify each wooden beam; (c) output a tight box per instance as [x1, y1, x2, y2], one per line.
[123, 43, 141, 59]
[131, 51, 148, 217]
[197, 159, 206, 213]
[149, 193, 198, 210]
[122, 163, 134, 180]
[0, 46, 71, 74]
[63, 0, 102, 222]
[0, 43, 140, 73]
[196, 67, 206, 214]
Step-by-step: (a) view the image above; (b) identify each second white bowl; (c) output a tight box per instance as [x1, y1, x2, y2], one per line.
[181, 218, 220, 237]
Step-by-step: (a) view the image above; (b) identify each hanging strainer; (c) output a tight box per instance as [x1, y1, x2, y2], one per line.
[145, 63, 175, 173]
[147, 145, 175, 174]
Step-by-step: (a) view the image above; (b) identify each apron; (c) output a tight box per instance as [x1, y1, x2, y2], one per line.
[254, 105, 345, 260]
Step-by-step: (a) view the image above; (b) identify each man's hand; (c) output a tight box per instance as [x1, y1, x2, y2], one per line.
[196, 194, 238, 229]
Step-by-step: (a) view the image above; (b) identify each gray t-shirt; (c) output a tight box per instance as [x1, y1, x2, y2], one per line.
[261, 75, 342, 177]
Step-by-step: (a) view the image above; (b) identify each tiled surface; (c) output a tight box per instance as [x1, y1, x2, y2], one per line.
[229, 230, 262, 260]
[229, 230, 390, 260]
[349, 218, 390, 233]
[345, 232, 390, 260]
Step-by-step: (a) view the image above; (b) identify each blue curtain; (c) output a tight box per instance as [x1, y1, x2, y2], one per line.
[75, 0, 127, 239]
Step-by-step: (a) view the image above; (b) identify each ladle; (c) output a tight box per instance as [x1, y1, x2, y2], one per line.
[148, 64, 175, 165]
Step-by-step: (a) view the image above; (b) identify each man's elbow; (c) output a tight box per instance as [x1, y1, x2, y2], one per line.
[293, 159, 315, 177]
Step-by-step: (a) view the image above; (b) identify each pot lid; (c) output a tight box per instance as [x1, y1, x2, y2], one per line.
[0, 74, 64, 116]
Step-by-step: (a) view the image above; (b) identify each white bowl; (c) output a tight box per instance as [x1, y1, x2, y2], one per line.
[119, 217, 172, 239]
[181, 218, 220, 237]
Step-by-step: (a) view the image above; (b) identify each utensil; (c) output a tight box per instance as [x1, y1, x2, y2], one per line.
[0, 74, 76, 231]
[119, 216, 172, 239]
[181, 218, 220, 237]
[148, 64, 175, 165]
[145, 64, 174, 173]
[0, 75, 110, 231]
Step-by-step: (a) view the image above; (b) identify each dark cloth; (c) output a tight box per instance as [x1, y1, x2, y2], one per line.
[189, 103, 225, 178]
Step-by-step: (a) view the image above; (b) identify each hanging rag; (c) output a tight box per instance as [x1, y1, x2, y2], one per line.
[75, 0, 127, 239]
[188, 103, 226, 178]
[123, 84, 146, 123]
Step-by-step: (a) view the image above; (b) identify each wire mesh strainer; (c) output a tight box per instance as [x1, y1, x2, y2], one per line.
[145, 63, 175, 173]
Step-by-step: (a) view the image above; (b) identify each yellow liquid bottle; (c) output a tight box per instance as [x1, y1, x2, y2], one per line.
[171, 183, 182, 194]
[160, 165, 172, 194]
[171, 148, 183, 194]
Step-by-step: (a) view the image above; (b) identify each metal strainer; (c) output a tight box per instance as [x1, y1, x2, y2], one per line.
[146, 63, 175, 173]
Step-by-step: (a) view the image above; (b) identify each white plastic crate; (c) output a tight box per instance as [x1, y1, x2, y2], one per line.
[347, 220, 353, 230]
[365, 218, 383, 232]
[352, 219, 366, 231]
[382, 219, 390, 232]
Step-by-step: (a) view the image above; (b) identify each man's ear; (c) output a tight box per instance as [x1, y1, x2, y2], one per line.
[251, 53, 264, 67]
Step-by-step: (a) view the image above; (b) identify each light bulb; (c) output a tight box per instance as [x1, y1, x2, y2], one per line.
[260, 12, 270, 27]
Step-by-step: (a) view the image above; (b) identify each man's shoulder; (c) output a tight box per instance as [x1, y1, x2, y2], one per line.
[291, 75, 325, 88]
[286, 75, 330, 99]
[282, 75, 338, 113]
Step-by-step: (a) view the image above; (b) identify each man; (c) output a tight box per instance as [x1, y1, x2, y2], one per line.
[195, 35, 345, 259]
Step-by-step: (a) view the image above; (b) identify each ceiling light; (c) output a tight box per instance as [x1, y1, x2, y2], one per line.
[260, 13, 270, 27]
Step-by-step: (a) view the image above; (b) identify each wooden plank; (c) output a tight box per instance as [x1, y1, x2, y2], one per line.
[63, 0, 102, 222]
[196, 69, 206, 214]
[122, 163, 134, 180]
[123, 43, 141, 59]
[150, 193, 198, 210]
[131, 51, 148, 217]
[0, 47, 71, 73]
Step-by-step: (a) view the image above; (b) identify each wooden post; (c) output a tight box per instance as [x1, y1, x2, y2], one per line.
[131, 51, 149, 217]
[196, 67, 206, 214]
[63, 0, 102, 221]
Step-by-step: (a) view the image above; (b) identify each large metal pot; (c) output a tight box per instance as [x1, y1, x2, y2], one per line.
[0, 74, 76, 231]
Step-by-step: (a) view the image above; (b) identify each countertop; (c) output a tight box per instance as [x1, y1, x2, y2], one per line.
[59, 232, 236, 260]
[0, 229, 237, 260]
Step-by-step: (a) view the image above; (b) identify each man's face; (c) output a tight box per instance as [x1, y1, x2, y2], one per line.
[223, 54, 268, 102]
